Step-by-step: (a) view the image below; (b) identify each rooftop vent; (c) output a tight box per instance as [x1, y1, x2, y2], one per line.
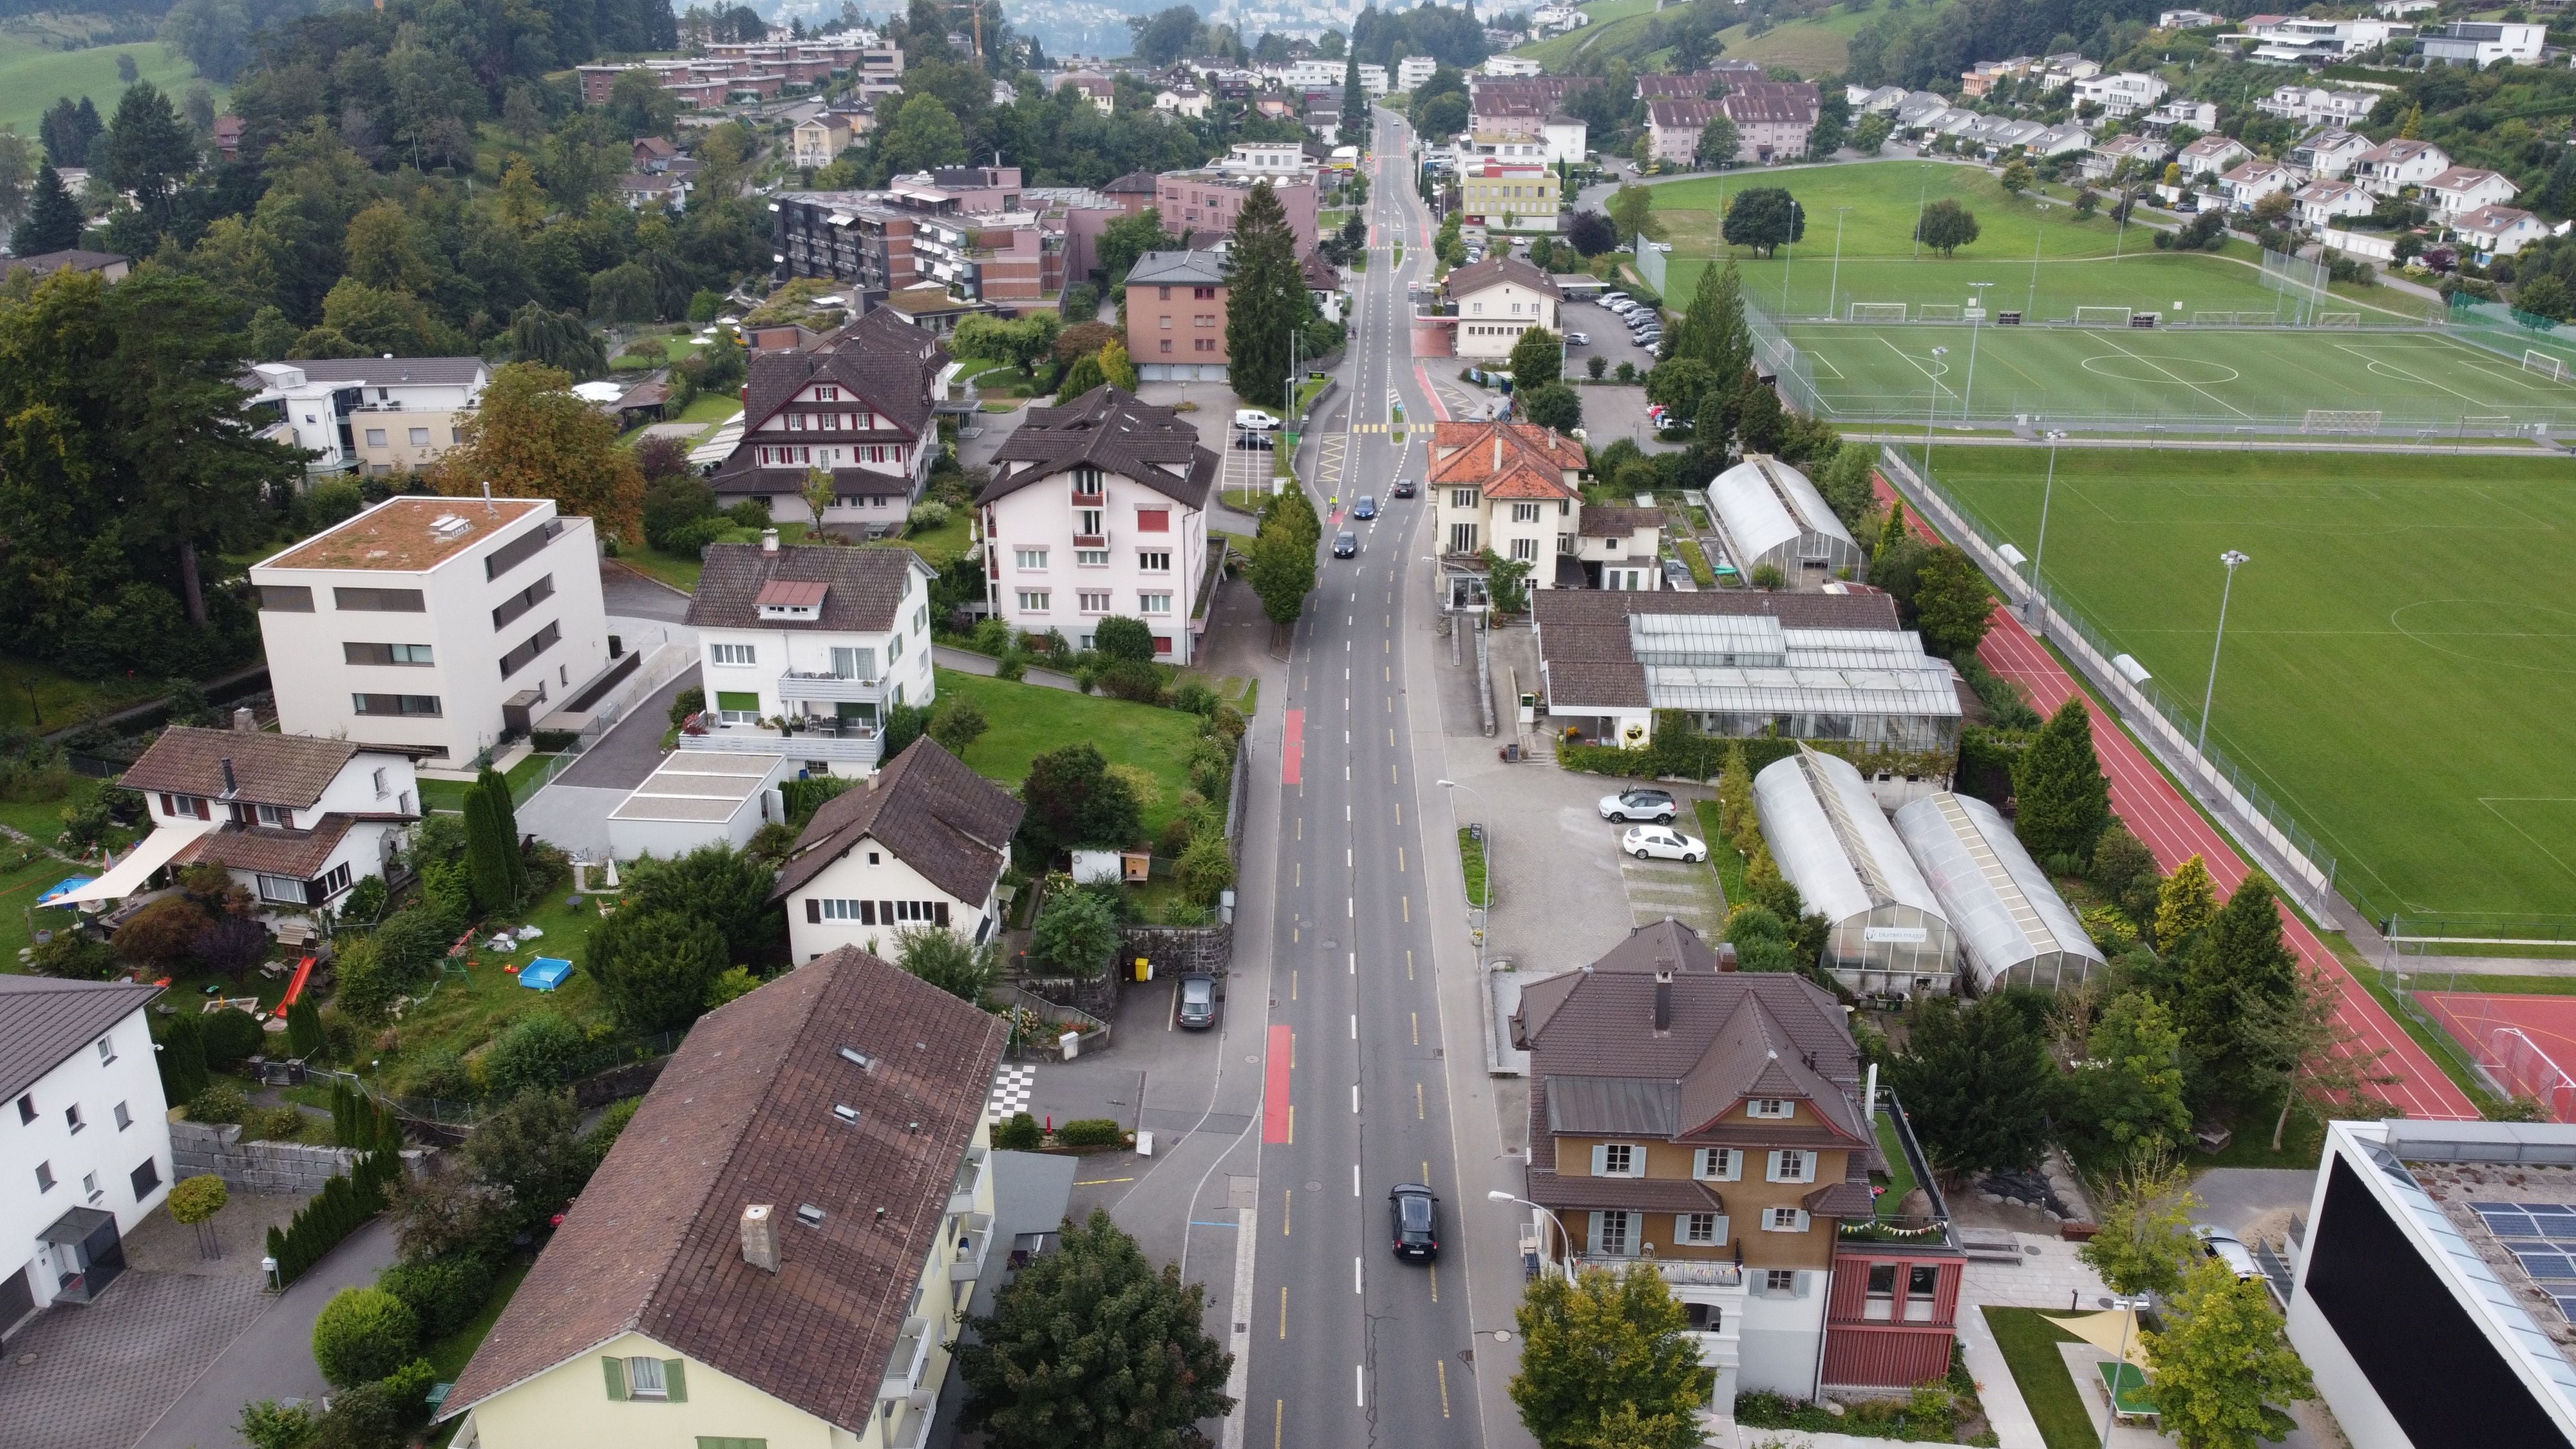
[795, 1204, 826, 1227]
[840, 1046, 875, 1070]
[428, 513, 473, 541]
[833, 1104, 860, 1123]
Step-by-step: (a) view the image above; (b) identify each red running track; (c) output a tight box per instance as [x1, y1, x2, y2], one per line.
[1880, 479, 2478, 1121]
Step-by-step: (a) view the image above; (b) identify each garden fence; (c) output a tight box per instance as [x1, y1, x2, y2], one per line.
[1876, 444, 2344, 921]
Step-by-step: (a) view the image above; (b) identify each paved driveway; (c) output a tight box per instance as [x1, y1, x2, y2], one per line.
[0, 1271, 269, 1449]
[600, 561, 690, 623]
[518, 666, 701, 858]
[1617, 849, 1725, 939]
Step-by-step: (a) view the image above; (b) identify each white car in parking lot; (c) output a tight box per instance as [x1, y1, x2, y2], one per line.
[1234, 409, 1280, 431]
[1622, 824, 1708, 862]
[1565, 331, 1590, 345]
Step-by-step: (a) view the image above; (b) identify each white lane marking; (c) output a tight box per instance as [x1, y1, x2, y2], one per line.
[1349, 951, 1357, 975]
[1353, 1163, 1361, 1196]
[1354, 1256, 1363, 1294]
[1350, 1014, 1358, 1040]
[1347, 897, 1354, 917]
[1358, 1365, 1365, 1406]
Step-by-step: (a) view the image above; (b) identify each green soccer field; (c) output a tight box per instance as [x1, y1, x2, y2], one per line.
[1929, 446, 2576, 920]
[1774, 320, 2576, 429]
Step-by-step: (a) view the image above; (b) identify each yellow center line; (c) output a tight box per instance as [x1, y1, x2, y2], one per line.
[1430, 1261, 1439, 1303]
[1397, 847, 1405, 872]
[1289, 1104, 1296, 1143]
[1416, 1081, 1425, 1119]
[1412, 1012, 1419, 1046]
[1391, 764, 1399, 784]
[1074, 1177, 1135, 1186]
[1437, 1359, 1450, 1417]
[1402, 896, 1410, 923]
[1291, 969, 1298, 1001]
[1283, 1188, 1292, 1235]
[1407, 949, 1415, 980]
[1280, 1285, 1289, 1338]
[1388, 728, 1396, 747]
[1294, 862, 1301, 887]
[1275, 1401, 1285, 1449]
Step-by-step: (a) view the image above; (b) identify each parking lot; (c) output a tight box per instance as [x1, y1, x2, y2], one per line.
[1560, 294, 1664, 383]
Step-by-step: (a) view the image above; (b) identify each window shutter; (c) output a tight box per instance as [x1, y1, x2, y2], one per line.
[860, 900, 876, 925]
[1674, 1214, 1694, 1243]
[1591, 1144, 1611, 1177]
[1765, 1150, 1783, 1182]
[1712, 1215, 1730, 1244]
[1795, 1211, 1812, 1232]
[935, 901, 951, 929]
[663, 1359, 688, 1403]
[1724, 1150, 1742, 1182]
[1798, 1155, 1815, 1184]
[603, 1357, 628, 1401]
[807, 899, 820, 923]
[1586, 1210, 1606, 1253]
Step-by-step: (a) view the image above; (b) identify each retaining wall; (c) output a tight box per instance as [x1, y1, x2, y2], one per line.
[170, 1120, 431, 1195]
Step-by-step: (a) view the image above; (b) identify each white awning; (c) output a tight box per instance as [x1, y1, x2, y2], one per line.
[55, 822, 216, 905]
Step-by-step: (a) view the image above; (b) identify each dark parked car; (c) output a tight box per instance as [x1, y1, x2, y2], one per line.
[1389, 1182, 1440, 1260]
[1233, 431, 1275, 450]
[1332, 531, 1359, 558]
[1177, 974, 1218, 1030]
[1352, 495, 1378, 519]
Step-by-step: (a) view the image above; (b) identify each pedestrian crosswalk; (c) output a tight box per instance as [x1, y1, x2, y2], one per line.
[987, 1063, 1036, 1121]
[1350, 422, 1399, 433]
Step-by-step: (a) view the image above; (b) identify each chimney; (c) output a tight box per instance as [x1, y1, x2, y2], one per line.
[1653, 963, 1672, 1032]
[231, 706, 256, 733]
[481, 479, 495, 515]
[219, 758, 238, 797]
[741, 1204, 781, 1273]
[761, 527, 781, 554]
[1493, 433, 1502, 473]
[1716, 942, 1739, 972]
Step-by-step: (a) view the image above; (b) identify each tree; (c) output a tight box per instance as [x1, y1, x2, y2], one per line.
[2519, 272, 2575, 323]
[929, 697, 989, 756]
[2146, 1259, 2315, 1449]
[1607, 184, 1664, 247]
[956, 1208, 1233, 1448]
[2073, 991, 2192, 1154]
[435, 361, 646, 544]
[2156, 855, 2217, 945]
[312, 1287, 420, 1388]
[504, 303, 609, 379]
[1521, 382, 1582, 434]
[1909, 545, 1993, 656]
[1510, 1265, 1706, 1449]
[1056, 349, 1106, 401]
[2012, 698, 2110, 863]
[893, 925, 999, 1001]
[1915, 198, 1980, 256]
[1508, 327, 1564, 388]
[1667, 258, 1749, 383]
[116, 894, 213, 967]
[1094, 614, 1156, 662]
[589, 907, 728, 1034]
[1694, 115, 1741, 169]
[1886, 994, 2056, 1175]
[1722, 187, 1804, 256]
[462, 781, 516, 915]
[102, 82, 195, 233]
[1566, 209, 1616, 256]
[2239, 966, 2399, 1150]
[1734, 376, 1783, 454]
[1249, 500, 1317, 628]
[461, 1087, 593, 1226]
[880, 93, 969, 176]
[1226, 180, 1304, 411]
[1032, 886, 1121, 980]
[168, 1174, 229, 1259]
[623, 843, 778, 969]
[2091, 824, 2161, 924]
[2176, 875, 2300, 1101]
[1340, 53, 1370, 147]
[1176, 832, 1235, 904]
[1999, 160, 2032, 194]
[2072, 187, 2100, 220]
[2080, 1151, 2202, 1300]
[1098, 338, 1139, 392]
[1096, 207, 1171, 281]
[17, 165, 82, 253]
[1019, 743, 1144, 860]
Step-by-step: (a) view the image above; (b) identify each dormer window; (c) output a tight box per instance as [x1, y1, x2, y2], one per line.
[755, 580, 829, 620]
[1748, 1099, 1794, 1119]
[816, 385, 839, 401]
[1071, 466, 1105, 499]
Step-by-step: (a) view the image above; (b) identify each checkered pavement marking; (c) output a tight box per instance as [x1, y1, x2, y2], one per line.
[987, 1063, 1036, 1121]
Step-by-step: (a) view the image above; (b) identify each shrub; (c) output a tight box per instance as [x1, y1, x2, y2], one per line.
[191, 915, 272, 981]
[113, 893, 212, 967]
[670, 686, 706, 726]
[909, 499, 951, 531]
[478, 1012, 601, 1099]
[994, 1110, 1043, 1150]
[706, 964, 762, 1008]
[330, 940, 405, 1027]
[401, 1050, 473, 1102]
[236, 1399, 318, 1449]
[1097, 659, 1161, 701]
[1177, 833, 1236, 905]
[1157, 813, 1198, 857]
[337, 875, 389, 925]
[724, 498, 772, 529]
[157, 1011, 211, 1103]
[310, 1379, 408, 1449]
[168, 1173, 229, 1225]
[1056, 1118, 1123, 1147]
[1094, 615, 1155, 663]
[1031, 886, 1121, 979]
[377, 1254, 495, 1340]
[251, 1106, 310, 1140]
[311, 1287, 420, 1388]
[195, 1007, 266, 1068]
[1171, 679, 1219, 716]
[190, 1083, 250, 1124]
[30, 931, 118, 979]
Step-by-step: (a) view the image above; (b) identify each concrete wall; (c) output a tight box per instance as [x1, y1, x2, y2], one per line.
[169, 1121, 431, 1195]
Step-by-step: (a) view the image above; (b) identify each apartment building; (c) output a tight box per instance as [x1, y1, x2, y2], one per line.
[1470, 90, 1548, 142]
[2242, 15, 2411, 64]
[1445, 256, 1562, 363]
[2255, 84, 2380, 127]
[1, 977, 172, 1340]
[249, 497, 611, 764]
[1261, 59, 1387, 94]
[978, 388, 1217, 664]
[2071, 70, 2168, 117]
[243, 357, 488, 481]
[679, 536, 935, 775]
[1458, 158, 1559, 232]
[1397, 55, 1439, 91]
[1510, 921, 1961, 1409]
[2421, 19, 2545, 65]
[437, 948, 1009, 1449]
[1155, 171, 1319, 251]
[793, 112, 858, 169]
[710, 306, 955, 531]
[2351, 137, 2450, 197]
[1647, 99, 1725, 165]
[1720, 81, 1822, 163]
[1430, 418, 1591, 568]
[56, 724, 421, 913]
[1219, 140, 1319, 181]
[1126, 250, 1229, 382]
[772, 738, 1023, 960]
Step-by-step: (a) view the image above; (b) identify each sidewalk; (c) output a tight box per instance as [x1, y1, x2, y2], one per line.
[131, 1220, 401, 1449]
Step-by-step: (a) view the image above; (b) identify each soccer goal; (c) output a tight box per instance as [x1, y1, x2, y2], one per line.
[2072, 305, 2134, 327]
[1918, 304, 1964, 322]
[2525, 350, 2571, 383]
[2304, 409, 2384, 435]
[1846, 302, 1908, 323]
[2314, 312, 2362, 327]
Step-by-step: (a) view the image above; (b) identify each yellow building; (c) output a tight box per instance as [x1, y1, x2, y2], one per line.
[1459, 159, 1560, 231]
[437, 948, 1009, 1449]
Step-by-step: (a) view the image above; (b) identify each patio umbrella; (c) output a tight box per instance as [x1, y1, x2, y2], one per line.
[2044, 1307, 2148, 1367]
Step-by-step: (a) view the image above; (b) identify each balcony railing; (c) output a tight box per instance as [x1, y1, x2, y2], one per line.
[878, 1314, 934, 1403]
[1072, 533, 1106, 548]
[776, 671, 885, 704]
[1567, 1255, 1744, 1287]
[884, 1401, 934, 1449]
[950, 1211, 994, 1282]
[677, 719, 881, 766]
[948, 1144, 988, 1217]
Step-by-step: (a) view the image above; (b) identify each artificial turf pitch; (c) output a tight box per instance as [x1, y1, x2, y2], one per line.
[1928, 446, 2576, 921]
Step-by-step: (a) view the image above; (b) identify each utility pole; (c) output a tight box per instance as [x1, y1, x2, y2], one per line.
[1962, 281, 1994, 417]
[2027, 208, 2045, 319]
[1912, 164, 1929, 261]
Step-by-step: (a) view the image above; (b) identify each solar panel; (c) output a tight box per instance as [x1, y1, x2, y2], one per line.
[2514, 1249, 2576, 1282]
[2554, 1294, 2576, 1321]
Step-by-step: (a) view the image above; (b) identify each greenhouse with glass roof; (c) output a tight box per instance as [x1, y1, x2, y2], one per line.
[1893, 792, 2105, 994]
[1705, 455, 1868, 582]
[1753, 746, 1957, 999]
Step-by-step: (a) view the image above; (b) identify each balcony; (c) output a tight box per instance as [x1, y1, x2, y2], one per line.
[884, 1401, 934, 1449]
[776, 670, 886, 705]
[1071, 533, 1107, 549]
[950, 1211, 995, 1282]
[878, 1313, 934, 1403]
[677, 716, 881, 768]
[1569, 1255, 1745, 1287]
[947, 1144, 988, 1217]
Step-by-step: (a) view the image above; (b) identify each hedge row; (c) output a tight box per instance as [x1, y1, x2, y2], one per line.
[265, 1148, 402, 1286]
[1556, 713, 1958, 786]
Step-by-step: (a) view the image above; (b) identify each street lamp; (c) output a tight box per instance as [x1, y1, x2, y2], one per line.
[1437, 779, 1490, 972]
[1781, 198, 1801, 314]
[1962, 282, 1995, 417]
[1826, 205, 1852, 321]
[2023, 437, 2060, 625]
[2097, 1296, 2150, 1449]
[2198, 550, 2250, 751]
[1488, 1190, 1571, 1278]
[1924, 346, 1949, 472]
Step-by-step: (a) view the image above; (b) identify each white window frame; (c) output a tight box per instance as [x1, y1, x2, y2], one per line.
[1748, 1099, 1794, 1119]
[1765, 1268, 1800, 1294]
[710, 643, 757, 667]
[1692, 1147, 1740, 1181]
[1767, 1149, 1814, 1183]
[1592, 1142, 1640, 1177]
[95, 1035, 115, 1065]
[1014, 548, 1049, 570]
[1139, 592, 1173, 615]
[1077, 590, 1112, 614]
[1763, 1207, 1812, 1233]
[1138, 550, 1171, 573]
[1587, 1209, 1634, 1256]
[1017, 590, 1051, 613]
[113, 1101, 131, 1130]
[624, 1356, 668, 1399]
[1678, 1211, 1725, 1245]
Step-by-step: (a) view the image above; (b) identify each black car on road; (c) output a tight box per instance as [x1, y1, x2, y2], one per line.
[1389, 1183, 1440, 1260]
[1352, 495, 1378, 519]
[1332, 531, 1359, 558]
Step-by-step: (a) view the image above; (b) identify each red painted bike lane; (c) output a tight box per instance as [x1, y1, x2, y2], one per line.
[1262, 1023, 1295, 1143]
[1879, 476, 2477, 1121]
[1282, 707, 1304, 786]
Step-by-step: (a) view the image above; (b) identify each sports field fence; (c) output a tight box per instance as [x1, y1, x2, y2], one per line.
[1875, 442, 2346, 921]
[2380, 983, 2576, 1117]
[1632, 235, 1668, 294]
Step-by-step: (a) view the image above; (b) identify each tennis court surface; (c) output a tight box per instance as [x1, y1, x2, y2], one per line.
[1772, 321, 2576, 430]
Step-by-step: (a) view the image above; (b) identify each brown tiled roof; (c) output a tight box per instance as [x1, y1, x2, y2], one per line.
[684, 543, 926, 634]
[721, 305, 949, 459]
[1805, 1172, 1878, 1217]
[1428, 421, 1584, 502]
[1578, 506, 1660, 538]
[0, 976, 162, 1103]
[122, 728, 363, 810]
[1105, 169, 1160, 194]
[1719, 80, 1821, 126]
[1443, 254, 1561, 302]
[439, 949, 1007, 1433]
[1637, 73, 1724, 99]
[1648, 99, 1725, 130]
[770, 739, 1025, 904]
[978, 386, 1218, 511]
[1541, 658, 1649, 708]
[173, 815, 359, 878]
[1525, 1170, 1729, 1213]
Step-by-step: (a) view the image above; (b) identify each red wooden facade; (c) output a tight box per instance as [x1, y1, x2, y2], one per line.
[1821, 1243, 1965, 1388]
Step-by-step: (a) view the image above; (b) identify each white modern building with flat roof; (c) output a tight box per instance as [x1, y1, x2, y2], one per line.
[243, 357, 489, 482]
[250, 497, 612, 765]
[1, 977, 172, 1341]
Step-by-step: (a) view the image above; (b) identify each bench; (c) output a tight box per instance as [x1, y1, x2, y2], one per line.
[1958, 1230, 2025, 1262]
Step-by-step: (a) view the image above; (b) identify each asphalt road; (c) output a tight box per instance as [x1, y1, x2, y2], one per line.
[1235, 107, 1492, 1449]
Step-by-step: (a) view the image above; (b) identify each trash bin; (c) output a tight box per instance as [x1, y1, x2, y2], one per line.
[1059, 1030, 1081, 1061]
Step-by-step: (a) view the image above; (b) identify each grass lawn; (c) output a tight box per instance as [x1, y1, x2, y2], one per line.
[417, 752, 558, 814]
[0, 35, 220, 137]
[1712, 5, 1893, 74]
[363, 874, 611, 1093]
[1933, 446, 2576, 920]
[1459, 827, 1491, 908]
[1514, 0, 1660, 68]
[0, 654, 162, 734]
[1648, 159, 2425, 327]
[1982, 1307, 2101, 1449]
[0, 849, 88, 971]
[933, 668, 1206, 837]
[0, 773, 110, 851]
[1873, 1112, 1918, 1215]
[620, 520, 819, 593]
[873, 508, 971, 566]
[1692, 799, 1748, 909]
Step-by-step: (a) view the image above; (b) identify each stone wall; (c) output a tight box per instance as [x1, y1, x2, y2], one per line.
[169, 1121, 432, 1195]
[1121, 922, 1233, 978]
[573, 1054, 671, 1111]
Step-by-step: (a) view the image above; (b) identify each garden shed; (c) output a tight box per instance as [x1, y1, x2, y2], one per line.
[1753, 746, 1957, 998]
[1706, 454, 1868, 582]
[1893, 792, 2105, 993]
